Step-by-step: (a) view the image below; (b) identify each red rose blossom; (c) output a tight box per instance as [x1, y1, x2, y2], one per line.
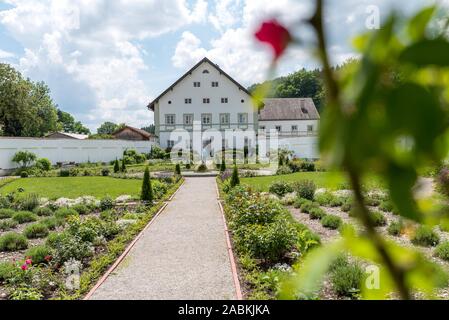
[25, 259, 32, 265]
[255, 19, 292, 60]
[21, 265, 28, 271]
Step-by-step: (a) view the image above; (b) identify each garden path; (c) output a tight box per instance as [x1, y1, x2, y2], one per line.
[89, 177, 237, 300]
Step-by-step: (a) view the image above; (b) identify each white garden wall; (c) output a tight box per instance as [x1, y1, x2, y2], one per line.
[0, 138, 155, 172]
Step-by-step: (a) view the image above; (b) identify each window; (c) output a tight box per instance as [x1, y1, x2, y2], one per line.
[194, 82, 201, 87]
[276, 126, 282, 132]
[203, 70, 210, 74]
[221, 98, 229, 104]
[165, 114, 176, 126]
[212, 82, 219, 87]
[185, 98, 192, 104]
[220, 113, 230, 127]
[238, 113, 248, 124]
[307, 125, 314, 132]
[203, 98, 210, 104]
[202, 114, 212, 125]
[292, 125, 298, 132]
[260, 126, 266, 131]
[167, 140, 175, 149]
[184, 114, 194, 126]
[241, 99, 245, 103]
[168, 101, 172, 104]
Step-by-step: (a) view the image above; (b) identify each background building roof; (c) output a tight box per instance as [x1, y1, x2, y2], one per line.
[259, 98, 320, 121]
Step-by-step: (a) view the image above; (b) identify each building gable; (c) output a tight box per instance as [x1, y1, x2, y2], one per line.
[147, 57, 254, 111]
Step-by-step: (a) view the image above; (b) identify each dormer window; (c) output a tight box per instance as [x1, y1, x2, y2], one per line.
[194, 82, 201, 87]
[301, 108, 308, 114]
[212, 82, 219, 87]
[203, 70, 210, 74]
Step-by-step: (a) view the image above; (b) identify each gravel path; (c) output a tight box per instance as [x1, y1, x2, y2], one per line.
[89, 177, 236, 300]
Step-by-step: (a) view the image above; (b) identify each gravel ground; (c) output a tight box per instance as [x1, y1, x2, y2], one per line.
[90, 177, 237, 300]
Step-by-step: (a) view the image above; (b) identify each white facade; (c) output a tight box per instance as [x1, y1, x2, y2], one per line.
[150, 59, 257, 149]
[0, 138, 155, 172]
[148, 58, 320, 159]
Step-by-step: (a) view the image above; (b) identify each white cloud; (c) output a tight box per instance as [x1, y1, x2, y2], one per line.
[0, 49, 15, 59]
[0, 0, 207, 130]
[172, 0, 313, 85]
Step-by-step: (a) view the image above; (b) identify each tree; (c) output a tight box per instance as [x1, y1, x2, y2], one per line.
[230, 166, 240, 188]
[220, 158, 227, 172]
[141, 125, 155, 135]
[175, 164, 181, 175]
[114, 159, 120, 173]
[121, 159, 126, 172]
[97, 122, 119, 135]
[12, 151, 37, 168]
[0, 64, 59, 137]
[141, 167, 153, 202]
[57, 109, 90, 135]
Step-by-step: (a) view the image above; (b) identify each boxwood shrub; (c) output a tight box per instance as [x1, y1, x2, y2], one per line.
[0, 232, 28, 252]
[23, 223, 49, 239]
[0, 208, 15, 220]
[25, 245, 52, 265]
[321, 215, 342, 230]
[12, 211, 38, 224]
[435, 242, 449, 261]
[412, 226, 440, 247]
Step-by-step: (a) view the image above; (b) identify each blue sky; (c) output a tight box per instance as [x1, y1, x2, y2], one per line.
[0, 0, 442, 131]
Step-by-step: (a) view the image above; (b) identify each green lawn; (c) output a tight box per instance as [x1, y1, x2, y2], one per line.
[241, 171, 385, 191]
[0, 177, 143, 199]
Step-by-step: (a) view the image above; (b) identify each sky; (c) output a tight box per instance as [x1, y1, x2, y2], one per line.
[0, 0, 445, 132]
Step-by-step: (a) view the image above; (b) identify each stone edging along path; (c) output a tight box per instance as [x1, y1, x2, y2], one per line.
[86, 177, 241, 300]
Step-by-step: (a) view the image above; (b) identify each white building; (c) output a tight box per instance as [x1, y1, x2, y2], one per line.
[147, 57, 320, 159]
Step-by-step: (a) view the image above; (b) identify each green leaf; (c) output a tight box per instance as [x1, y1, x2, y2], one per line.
[400, 39, 449, 67]
[407, 7, 436, 41]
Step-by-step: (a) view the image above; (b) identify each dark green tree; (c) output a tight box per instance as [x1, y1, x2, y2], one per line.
[230, 166, 240, 188]
[175, 164, 181, 175]
[220, 158, 227, 172]
[121, 159, 126, 172]
[141, 167, 153, 202]
[97, 122, 119, 135]
[114, 159, 120, 173]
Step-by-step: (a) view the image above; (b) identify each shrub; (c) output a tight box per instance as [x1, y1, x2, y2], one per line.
[315, 192, 345, 207]
[0, 262, 16, 282]
[276, 165, 293, 176]
[35, 158, 51, 171]
[34, 207, 53, 217]
[197, 163, 208, 173]
[12, 211, 38, 224]
[309, 207, 327, 220]
[114, 159, 120, 173]
[329, 256, 364, 298]
[230, 166, 240, 188]
[12, 151, 37, 168]
[293, 180, 316, 200]
[220, 161, 226, 173]
[101, 168, 110, 176]
[0, 208, 15, 219]
[269, 181, 293, 198]
[0, 219, 18, 231]
[341, 200, 353, 212]
[54, 208, 79, 220]
[121, 159, 127, 172]
[59, 169, 70, 177]
[69, 168, 79, 177]
[40, 217, 59, 230]
[300, 200, 320, 214]
[20, 171, 29, 178]
[25, 245, 52, 265]
[0, 233, 28, 252]
[293, 197, 309, 209]
[17, 193, 40, 211]
[322, 215, 342, 230]
[299, 160, 316, 172]
[412, 226, 440, 247]
[72, 204, 89, 215]
[47, 232, 93, 265]
[379, 200, 394, 213]
[435, 242, 449, 261]
[175, 164, 181, 175]
[235, 219, 296, 262]
[232, 197, 285, 226]
[24, 223, 49, 239]
[370, 211, 387, 227]
[387, 220, 404, 236]
[141, 167, 154, 202]
[100, 196, 115, 211]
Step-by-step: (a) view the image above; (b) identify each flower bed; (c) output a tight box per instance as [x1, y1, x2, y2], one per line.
[0, 178, 183, 300]
[219, 181, 320, 299]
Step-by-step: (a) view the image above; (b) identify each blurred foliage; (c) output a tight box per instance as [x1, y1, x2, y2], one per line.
[278, 3, 449, 300]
